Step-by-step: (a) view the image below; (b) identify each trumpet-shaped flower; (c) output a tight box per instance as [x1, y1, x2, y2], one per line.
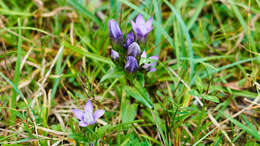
[127, 42, 141, 57]
[108, 19, 123, 45]
[131, 14, 153, 42]
[72, 100, 105, 127]
[125, 56, 139, 73]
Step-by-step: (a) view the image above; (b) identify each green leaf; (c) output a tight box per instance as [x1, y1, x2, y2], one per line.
[203, 95, 219, 103]
[124, 86, 153, 109]
[188, 89, 200, 97]
[121, 102, 137, 123]
[189, 90, 219, 103]
[100, 67, 124, 82]
[195, 75, 204, 92]
[139, 57, 157, 65]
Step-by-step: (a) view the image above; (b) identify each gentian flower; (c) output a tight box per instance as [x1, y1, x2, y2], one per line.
[110, 49, 119, 61]
[131, 14, 153, 42]
[72, 100, 105, 127]
[140, 51, 158, 72]
[108, 19, 123, 45]
[124, 31, 134, 49]
[125, 56, 139, 73]
[127, 42, 141, 57]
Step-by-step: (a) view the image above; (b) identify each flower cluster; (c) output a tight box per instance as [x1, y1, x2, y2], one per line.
[109, 14, 158, 73]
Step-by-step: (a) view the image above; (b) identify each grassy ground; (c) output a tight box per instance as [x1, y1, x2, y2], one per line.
[0, 0, 260, 145]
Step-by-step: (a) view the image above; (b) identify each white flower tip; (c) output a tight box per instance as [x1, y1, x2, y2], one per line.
[141, 51, 147, 58]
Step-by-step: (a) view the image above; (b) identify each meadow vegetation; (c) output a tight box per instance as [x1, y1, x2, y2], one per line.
[0, 0, 260, 145]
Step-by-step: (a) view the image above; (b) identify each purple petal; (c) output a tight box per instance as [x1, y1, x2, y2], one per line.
[146, 17, 153, 33]
[125, 56, 139, 73]
[79, 121, 89, 127]
[151, 62, 157, 67]
[135, 14, 149, 35]
[127, 42, 141, 57]
[141, 51, 147, 58]
[125, 31, 135, 48]
[149, 56, 159, 60]
[142, 63, 151, 70]
[111, 49, 119, 61]
[131, 14, 154, 42]
[136, 25, 146, 36]
[84, 100, 93, 114]
[88, 121, 97, 125]
[136, 14, 146, 26]
[83, 110, 94, 124]
[72, 109, 84, 121]
[108, 19, 122, 39]
[131, 21, 139, 35]
[149, 68, 156, 72]
[131, 21, 144, 38]
[93, 110, 105, 120]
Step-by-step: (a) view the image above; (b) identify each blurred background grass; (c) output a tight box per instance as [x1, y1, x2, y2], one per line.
[0, 0, 260, 145]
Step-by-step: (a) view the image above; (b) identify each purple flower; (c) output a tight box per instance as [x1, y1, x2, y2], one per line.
[108, 19, 123, 45]
[124, 31, 134, 49]
[127, 42, 141, 57]
[141, 51, 158, 72]
[125, 56, 139, 73]
[131, 14, 153, 42]
[72, 100, 105, 127]
[110, 49, 119, 61]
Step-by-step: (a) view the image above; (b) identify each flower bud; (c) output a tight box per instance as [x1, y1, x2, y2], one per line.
[127, 42, 141, 57]
[108, 19, 123, 46]
[125, 56, 139, 73]
[124, 31, 134, 49]
[110, 49, 119, 61]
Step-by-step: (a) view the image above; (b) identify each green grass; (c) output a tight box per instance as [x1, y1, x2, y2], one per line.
[10, 18, 22, 125]
[0, 0, 259, 145]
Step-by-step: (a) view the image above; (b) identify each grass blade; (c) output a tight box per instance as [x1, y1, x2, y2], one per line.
[64, 41, 113, 65]
[10, 18, 22, 125]
[67, 0, 102, 26]
[163, 0, 195, 78]
[187, 0, 205, 30]
[222, 113, 260, 141]
[230, 1, 256, 52]
[152, 0, 162, 56]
